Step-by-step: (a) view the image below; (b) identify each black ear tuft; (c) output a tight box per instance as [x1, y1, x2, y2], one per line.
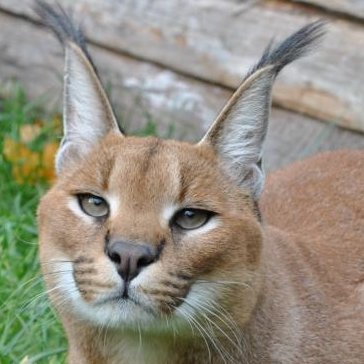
[247, 20, 326, 78]
[34, 0, 95, 71]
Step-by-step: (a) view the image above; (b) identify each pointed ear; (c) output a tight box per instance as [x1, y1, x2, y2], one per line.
[199, 21, 325, 200]
[58, 42, 122, 172]
[35, 2, 123, 174]
[200, 67, 275, 200]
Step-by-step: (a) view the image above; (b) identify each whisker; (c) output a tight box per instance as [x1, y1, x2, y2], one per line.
[192, 297, 242, 340]
[41, 260, 76, 265]
[137, 321, 143, 355]
[180, 299, 231, 364]
[102, 310, 112, 358]
[185, 297, 243, 359]
[42, 270, 74, 276]
[21, 283, 77, 312]
[1, 275, 44, 310]
[175, 304, 212, 362]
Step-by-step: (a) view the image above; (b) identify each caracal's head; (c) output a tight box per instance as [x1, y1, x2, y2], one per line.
[36, 4, 324, 330]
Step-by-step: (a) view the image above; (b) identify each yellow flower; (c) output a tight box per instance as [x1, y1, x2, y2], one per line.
[41, 141, 58, 182]
[19, 123, 42, 143]
[3, 123, 59, 185]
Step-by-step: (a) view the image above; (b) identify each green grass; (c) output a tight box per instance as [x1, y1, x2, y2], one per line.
[0, 84, 163, 363]
[0, 85, 67, 364]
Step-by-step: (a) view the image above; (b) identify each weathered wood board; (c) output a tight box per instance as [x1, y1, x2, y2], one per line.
[293, 0, 364, 21]
[0, 10, 235, 141]
[0, 0, 364, 133]
[265, 108, 364, 170]
[1, 10, 363, 173]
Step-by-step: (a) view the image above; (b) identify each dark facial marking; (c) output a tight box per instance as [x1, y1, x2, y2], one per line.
[139, 139, 161, 177]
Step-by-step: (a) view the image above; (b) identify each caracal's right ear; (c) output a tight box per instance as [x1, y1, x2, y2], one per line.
[34, 1, 124, 174]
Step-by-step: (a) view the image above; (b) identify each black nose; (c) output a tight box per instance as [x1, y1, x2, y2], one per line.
[106, 241, 158, 281]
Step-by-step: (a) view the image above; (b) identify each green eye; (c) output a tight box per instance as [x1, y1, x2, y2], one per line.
[77, 194, 109, 218]
[173, 209, 211, 230]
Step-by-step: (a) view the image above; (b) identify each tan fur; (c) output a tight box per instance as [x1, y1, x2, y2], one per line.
[38, 136, 364, 363]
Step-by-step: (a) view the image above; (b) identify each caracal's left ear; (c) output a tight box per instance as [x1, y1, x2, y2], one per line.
[35, 1, 124, 174]
[199, 21, 325, 200]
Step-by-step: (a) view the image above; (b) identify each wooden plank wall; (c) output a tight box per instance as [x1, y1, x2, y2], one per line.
[0, 0, 363, 134]
[0, 10, 231, 141]
[295, 0, 364, 20]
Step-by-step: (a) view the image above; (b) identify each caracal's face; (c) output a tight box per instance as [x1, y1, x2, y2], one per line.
[38, 133, 262, 330]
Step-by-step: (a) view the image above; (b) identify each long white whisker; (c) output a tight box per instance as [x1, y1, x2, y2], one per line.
[180, 298, 230, 364]
[186, 297, 243, 359]
[175, 305, 212, 362]
[192, 297, 242, 345]
[41, 260, 76, 265]
[42, 270, 74, 276]
[20, 284, 66, 312]
[137, 321, 143, 356]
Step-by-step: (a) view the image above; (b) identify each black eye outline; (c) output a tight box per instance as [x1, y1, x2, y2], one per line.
[77, 193, 109, 218]
[171, 208, 214, 231]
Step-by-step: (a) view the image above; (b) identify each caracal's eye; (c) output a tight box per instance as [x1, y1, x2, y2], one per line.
[77, 194, 109, 218]
[173, 209, 211, 230]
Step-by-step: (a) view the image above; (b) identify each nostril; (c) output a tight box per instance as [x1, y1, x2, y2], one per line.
[109, 251, 121, 264]
[137, 255, 154, 269]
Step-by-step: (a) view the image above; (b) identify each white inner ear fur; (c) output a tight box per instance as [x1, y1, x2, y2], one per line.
[218, 84, 269, 168]
[63, 45, 113, 143]
[56, 43, 121, 174]
[202, 68, 276, 200]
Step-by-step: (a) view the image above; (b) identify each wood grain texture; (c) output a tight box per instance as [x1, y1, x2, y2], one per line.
[292, 0, 364, 21]
[0, 11, 231, 141]
[0, 0, 364, 132]
[0, 10, 363, 174]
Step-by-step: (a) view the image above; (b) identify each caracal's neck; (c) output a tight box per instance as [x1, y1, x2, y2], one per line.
[65, 322, 239, 364]
[243, 225, 308, 360]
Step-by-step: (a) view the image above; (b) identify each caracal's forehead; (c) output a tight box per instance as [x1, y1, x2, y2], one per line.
[64, 134, 236, 211]
[109, 137, 183, 205]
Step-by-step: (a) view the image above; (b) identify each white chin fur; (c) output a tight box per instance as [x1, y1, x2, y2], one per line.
[49, 260, 157, 328]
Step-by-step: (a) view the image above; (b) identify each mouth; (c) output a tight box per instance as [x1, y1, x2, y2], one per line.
[98, 289, 155, 314]
[99, 291, 135, 305]
[97, 288, 182, 320]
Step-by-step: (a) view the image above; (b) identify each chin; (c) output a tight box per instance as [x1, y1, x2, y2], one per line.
[74, 297, 158, 328]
